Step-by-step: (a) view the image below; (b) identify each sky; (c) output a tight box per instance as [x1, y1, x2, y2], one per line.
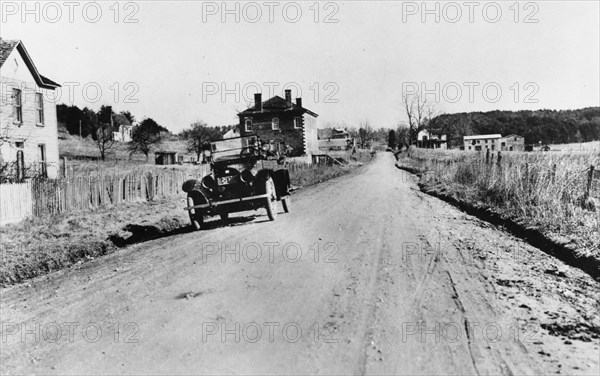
[2, 0, 599, 132]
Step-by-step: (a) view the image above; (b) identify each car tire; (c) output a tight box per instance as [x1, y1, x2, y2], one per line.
[187, 195, 203, 231]
[264, 177, 277, 221]
[282, 197, 290, 213]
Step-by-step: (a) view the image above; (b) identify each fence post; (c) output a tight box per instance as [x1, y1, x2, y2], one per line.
[585, 165, 595, 200]
[497, 151, 502, 166]
[16, 150, 24, 181]
[62, 157, 67, 178]
[524, 162, 529, 196]
[486, 148, 490, 164]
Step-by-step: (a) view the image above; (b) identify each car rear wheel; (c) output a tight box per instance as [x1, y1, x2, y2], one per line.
[264, 177, 277, 221]
[187, 196, 203, 231]
[282, 197, 290, 213]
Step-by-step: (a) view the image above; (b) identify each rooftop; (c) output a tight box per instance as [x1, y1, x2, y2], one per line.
[464, 134, 502, 140]
[0, 38, 60, 89]
[239, 95, 318, 117]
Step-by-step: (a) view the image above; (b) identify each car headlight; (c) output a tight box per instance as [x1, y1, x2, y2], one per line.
[240, 169, 256, 183]
[202, 175, 216, 190]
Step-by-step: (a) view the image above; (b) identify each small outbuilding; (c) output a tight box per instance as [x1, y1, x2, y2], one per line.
[155, 151, 178, 165]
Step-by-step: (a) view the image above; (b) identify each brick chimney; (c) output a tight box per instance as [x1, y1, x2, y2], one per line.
[296, 97, 302, 108]
[254, 93, 262, 111]
[285, 89, 292, 106]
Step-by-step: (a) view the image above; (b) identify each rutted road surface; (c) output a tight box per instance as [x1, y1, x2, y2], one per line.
[1, 153, 598, 375]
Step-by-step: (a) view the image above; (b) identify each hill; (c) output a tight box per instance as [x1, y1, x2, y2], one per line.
[428, 107, 600, 148]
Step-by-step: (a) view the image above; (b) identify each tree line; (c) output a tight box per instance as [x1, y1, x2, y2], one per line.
[427, 107, 600, 149]
[57, 104, 236, 161]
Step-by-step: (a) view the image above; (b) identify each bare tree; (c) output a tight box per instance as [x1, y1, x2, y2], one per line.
[93, 117, 116, 161]
[358, 120, 373, 148]
[402, 91, 438, 144]
[180, 121, 221, 162]
[396, 125, 410, 149]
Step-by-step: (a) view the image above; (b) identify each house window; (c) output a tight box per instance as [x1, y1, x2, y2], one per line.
[245, 118, 252, 132]
[38, 144, 47, 177]
[294, 116, 302, 129]
[15, 141, 24, 148]
[36, 93, 45, 125]
[468, 146, 472, 150]
[485, 139, 488, 143]
[13, 89, 22, 124]
[272, 117, 280, 130]
[501, 142, 506, 147]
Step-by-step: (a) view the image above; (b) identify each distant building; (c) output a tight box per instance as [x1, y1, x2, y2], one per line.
[463, 134, 525, 151]
[223, 128, 239, 139]
[318, 127, 354, 152]
[416, 129, 447, 150]
[237, 90, 318, 157]
[113, 122, 134, 142]
[500, 134, 525, 151]
[0, 39, 61, 178]
[463, 134, 502, 151]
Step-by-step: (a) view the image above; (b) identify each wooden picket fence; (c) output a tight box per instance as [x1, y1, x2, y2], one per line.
[0, 181, 33, 226]
[0, 167, 211, 225]
[0, 159, 333, 226]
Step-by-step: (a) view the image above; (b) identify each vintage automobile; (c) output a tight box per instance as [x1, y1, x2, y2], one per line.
[182, 135, 291, 230]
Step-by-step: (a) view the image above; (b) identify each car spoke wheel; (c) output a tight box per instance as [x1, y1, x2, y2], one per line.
[282, 197, 290, 213]
[264, 177, 277, 221]
[187, 196, 203, 231]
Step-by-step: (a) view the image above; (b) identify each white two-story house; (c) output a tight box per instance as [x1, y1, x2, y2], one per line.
[0, 39, 61, 178]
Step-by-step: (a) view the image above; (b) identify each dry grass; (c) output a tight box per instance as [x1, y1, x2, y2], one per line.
[549, 141, 600, 152]
[0, 198, 188, 287]
[399, 148, 600, 258]
[288, 149, 374, 187]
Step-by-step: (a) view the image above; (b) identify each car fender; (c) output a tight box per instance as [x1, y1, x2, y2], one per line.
[273, 169, 291, 198]
[187, 189, 209, 207]
[182, 179, 201, 193]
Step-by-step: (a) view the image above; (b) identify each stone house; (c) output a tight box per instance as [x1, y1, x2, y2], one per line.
[0, 39, 60, 178]
[463, 134, 502, 151]
[237, 90, 318, 157]
[500, 134, 525, 151]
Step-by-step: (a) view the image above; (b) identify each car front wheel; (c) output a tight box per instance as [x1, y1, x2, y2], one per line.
[281, 197, 290, 213]
[264, 177, 277, 221]
[187, 195, 203, 231]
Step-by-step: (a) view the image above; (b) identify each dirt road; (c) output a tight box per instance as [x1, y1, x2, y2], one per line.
[1, 153, 598, 375]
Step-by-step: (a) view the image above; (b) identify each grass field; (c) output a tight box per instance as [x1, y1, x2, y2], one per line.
[397, 147, 600, 261]
[59, 134, 195, 162]
[547, 141, 600, 152]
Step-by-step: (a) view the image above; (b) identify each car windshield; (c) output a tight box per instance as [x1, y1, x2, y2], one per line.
[210, 135, 259, 162]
